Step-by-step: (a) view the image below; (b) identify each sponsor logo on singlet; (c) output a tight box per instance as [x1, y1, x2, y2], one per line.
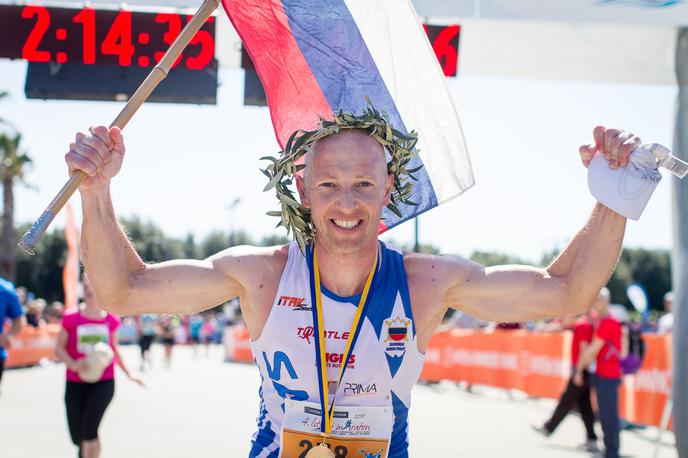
[342, 382, 378, 397]
[319, 352, 356, 368]
[277, 296, 312, 311]
[297, 326, 350, 343]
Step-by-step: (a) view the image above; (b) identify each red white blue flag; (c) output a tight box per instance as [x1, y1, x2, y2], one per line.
[221, 0, 474, 231]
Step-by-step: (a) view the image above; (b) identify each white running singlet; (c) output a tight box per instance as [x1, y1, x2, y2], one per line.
[248, 242, 424, 458]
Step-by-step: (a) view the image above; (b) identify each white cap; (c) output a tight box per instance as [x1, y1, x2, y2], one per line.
[587, 143, 666, 220]
[78, 341, 114, 383]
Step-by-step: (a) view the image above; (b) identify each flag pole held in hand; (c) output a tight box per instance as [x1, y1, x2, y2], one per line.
[18, 0, 221, 254]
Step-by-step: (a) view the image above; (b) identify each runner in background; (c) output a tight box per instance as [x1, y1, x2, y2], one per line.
[534, 297, 600, 452]
[200, 314, 217, 357]
[137, 313, 157, 371]
[0, 276, 24, 396]
[158, 316, 176, 367]
[188, 314, 203, 357]
[54, 275, 143, 458]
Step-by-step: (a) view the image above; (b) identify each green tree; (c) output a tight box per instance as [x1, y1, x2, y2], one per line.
[261, 234, 290, 246]
[183, 234, 199, 258]
[619, 248, 671, 310]
[1, 132, 33, 281]
[0, 91, 8, 126]
[119, 216, 185, 262]
[14, 223, 67, 302]
[470, 250, 528, 267]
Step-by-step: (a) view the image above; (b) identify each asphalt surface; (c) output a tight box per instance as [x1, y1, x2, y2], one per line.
[0, 344, 677, 457]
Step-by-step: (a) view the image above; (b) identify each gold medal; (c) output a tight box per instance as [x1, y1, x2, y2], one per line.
[305, 443, 335, 458]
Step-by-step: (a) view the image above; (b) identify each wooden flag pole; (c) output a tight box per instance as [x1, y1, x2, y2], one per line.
[18, 0, 221, 254]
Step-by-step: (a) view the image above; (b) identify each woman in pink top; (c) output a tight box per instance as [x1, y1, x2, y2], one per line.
[55, 275, 143, 458]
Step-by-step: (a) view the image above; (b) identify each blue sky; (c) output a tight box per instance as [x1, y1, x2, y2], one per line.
[0, 59, 678, 262]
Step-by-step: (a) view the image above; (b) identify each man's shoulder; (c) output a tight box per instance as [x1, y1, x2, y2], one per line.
[403, 251, 474, 282]
[212, 243, 290, 266]
[210, 243, 291, 284]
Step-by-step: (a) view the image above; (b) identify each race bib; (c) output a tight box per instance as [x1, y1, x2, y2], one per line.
[76, 323, 109, 354]
[280, 399, 392, 458]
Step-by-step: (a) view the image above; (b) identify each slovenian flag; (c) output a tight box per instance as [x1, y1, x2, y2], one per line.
[221, 0, 474, 231]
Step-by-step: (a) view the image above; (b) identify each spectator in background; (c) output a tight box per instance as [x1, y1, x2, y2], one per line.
[15, 286, 28, 308]
[657, 292, 673, 334]
[534, 307, 599, 452]
[26, 298, 47, 328]
[575, 287, 627, 458]
[45, 301, 65, 325]
[0, 276, 24, 395]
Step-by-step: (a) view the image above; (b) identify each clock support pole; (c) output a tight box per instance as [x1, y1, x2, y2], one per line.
[19, 0, 221, 254]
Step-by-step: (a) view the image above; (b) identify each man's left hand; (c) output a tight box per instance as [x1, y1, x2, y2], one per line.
[579, 126, 642, 169]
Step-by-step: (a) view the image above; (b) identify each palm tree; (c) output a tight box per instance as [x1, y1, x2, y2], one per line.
[1, 132, 32, 281]
[0, 91, 10, 127]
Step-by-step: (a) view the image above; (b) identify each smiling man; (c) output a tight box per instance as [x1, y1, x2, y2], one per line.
[65, 110, 639, 457]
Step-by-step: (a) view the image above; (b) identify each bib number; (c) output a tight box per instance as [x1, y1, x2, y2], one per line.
[280, 400, 391, 458]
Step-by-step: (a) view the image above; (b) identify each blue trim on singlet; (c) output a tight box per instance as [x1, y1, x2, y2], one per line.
[249, 419, 277, 457]
[249, 380, 274, 457]
[321, 285, 361, 306]
[256, 382, 268, 428]
[389, 391, 410, 458]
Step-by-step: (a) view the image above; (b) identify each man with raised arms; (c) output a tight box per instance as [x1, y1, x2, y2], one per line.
[65, 114, 640, 457]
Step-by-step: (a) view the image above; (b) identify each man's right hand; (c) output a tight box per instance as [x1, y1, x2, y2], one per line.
[65, 125, 126, 190]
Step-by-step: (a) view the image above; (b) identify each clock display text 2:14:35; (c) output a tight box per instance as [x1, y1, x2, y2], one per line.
[17, 5, 215, 70]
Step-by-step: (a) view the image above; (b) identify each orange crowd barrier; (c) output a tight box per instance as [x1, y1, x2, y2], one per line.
[231, 326, 254, 363]
[225, 327, 672, 428]
[5, 324, 60, 368]
[421, 330, 573, 399]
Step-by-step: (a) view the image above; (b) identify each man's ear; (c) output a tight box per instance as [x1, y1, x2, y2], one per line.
[296, 174, 310, 208]
[383, 173, 394, 206]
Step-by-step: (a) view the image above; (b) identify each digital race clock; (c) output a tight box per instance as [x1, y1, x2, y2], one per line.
[0, 4, 215, 70]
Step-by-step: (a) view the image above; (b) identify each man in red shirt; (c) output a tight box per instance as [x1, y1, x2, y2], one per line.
[534, 301, 599, 451]
[575, 287, 625, 458]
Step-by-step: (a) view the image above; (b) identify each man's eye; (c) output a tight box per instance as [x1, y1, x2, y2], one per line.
[358, 181, 373, 187]
[320, 182, 335, 188]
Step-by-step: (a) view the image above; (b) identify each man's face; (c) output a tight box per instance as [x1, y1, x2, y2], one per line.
[297, 129, 393, 254]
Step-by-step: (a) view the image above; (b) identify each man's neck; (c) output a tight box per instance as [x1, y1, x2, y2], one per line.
[314, 239, 379, 298]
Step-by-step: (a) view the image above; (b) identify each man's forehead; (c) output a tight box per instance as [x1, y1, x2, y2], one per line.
[312, 128, 384, 155]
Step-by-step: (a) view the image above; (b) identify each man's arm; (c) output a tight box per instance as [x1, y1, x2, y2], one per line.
[443, 203, 625, 322]
[66, 126, 273, 316]
[439, 126, 636, 322]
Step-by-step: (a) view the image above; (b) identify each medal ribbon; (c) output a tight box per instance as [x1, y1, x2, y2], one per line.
[309, 244, 379, 436]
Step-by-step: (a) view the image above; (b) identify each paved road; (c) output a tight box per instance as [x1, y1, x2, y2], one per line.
[0, 345, 677, 457]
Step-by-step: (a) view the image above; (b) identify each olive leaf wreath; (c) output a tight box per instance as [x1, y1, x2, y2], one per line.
[261, 102, 422, 253]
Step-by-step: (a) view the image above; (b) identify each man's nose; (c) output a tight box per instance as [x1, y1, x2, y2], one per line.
[336, 188, 359, 210]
